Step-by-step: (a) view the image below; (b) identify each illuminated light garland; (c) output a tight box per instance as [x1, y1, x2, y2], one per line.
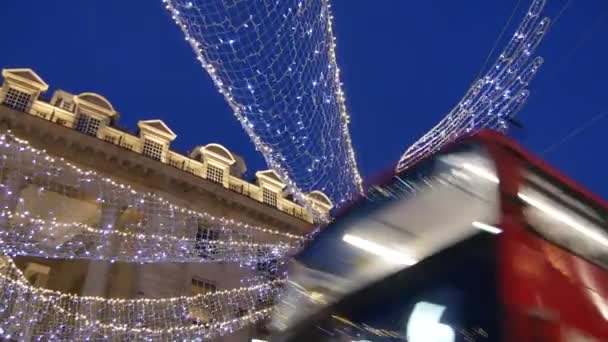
[0, 131, 304, 263]
[163, 0, 364, 209]
[396, 0, 550, 173]
[0, 211, 296, 263]
[0, 257, 281, 340]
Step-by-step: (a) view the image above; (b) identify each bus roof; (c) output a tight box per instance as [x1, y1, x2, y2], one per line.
[473, 129, 608, 211]
[334, 130, 607, 221]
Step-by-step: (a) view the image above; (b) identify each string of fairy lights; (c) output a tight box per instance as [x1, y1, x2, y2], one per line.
[396, 0, 550, 173]
[163, 0, 364, 208]
[0, 256, 282, 340]
[0, 131, 303, 263]
[0, 130, 292, 338]
[0, 211, 296, 263]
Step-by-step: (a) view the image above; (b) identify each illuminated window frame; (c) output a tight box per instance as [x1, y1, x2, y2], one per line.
[190, 277, 217, 324]
[191, 277, 216, 294]
[74, 113, 101, 137]
[262, 188, 278, 208]
[195, 220, 220, 259]
[206, 164, 224, 185]
[142, 139, 164, 161]
[2, 87, 32, 112]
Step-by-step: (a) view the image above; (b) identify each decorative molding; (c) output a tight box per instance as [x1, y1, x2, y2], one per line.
[0, 68, 332, 222]
[2, 68, 49, 92]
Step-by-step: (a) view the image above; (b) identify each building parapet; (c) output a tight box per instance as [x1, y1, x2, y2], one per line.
[0, 68, 332, 223]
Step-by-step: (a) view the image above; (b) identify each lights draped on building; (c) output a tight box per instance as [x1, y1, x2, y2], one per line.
[164, 0, 364, 207]
[0, 132, 303, 263]
[396, 0, 550, 173]
[0, 133, 290, 339]
[0, 257, 281, 340]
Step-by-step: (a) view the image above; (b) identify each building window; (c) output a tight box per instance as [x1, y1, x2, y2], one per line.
[191, 278, 216, 295]
[142, 139, 164, 161]
[262, 188, 278, 208]
[2, 88, 32, 112]
[54, 98, 73, 111]
[256, 247, 279, 279]
[190, 278, 217, 324]
[61, 101, 74, 112]
[194, 226, 220, 260]
[195, 222, 220, 259]
[23, 262, 51, 287]
[206, 164, 224, 185]
[75, 114, 101, 137]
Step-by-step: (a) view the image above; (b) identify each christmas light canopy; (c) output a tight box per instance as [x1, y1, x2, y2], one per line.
[163, 0, 364, 208]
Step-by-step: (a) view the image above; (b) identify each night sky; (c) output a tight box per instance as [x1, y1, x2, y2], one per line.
[2, 1, 607, 198]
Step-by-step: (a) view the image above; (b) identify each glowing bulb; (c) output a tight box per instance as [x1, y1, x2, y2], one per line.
[343, 234, 417, 266]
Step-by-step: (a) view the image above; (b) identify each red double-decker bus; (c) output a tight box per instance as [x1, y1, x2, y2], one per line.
[269, 130, 608, 341]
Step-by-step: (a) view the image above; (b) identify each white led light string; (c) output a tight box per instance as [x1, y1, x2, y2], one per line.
[163, 0, 363, 209]
[0, 211, 295, 263]
[0, 256, 282, 340]
[0, 132, 303, 263]
[396, 0, 550, 172]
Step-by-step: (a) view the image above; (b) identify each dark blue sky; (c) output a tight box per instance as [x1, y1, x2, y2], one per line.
[2, 1, 607, 198]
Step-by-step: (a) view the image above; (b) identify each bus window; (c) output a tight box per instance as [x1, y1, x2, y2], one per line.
[519, 167, 608, 270]
[273, 234, 500, 342]
[271, 142, 501, 332]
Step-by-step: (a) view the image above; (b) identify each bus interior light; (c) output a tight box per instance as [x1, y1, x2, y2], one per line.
[472, 221, 503, 234]
[461, 163, 499, 184]
[342, 234, 418, 266]
[518, 192, 608, 248]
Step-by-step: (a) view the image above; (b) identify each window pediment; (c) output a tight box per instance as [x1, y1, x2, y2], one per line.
[137, 120, 177, 142]
[75, 93, 117, 117]
[2, 68, 49, 92]
[202, 144, 235, 166]
[256, 170, 285, 190]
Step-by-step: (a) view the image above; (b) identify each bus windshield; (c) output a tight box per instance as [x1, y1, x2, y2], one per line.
[271, 142, 502, 332]
[272, 234, 500, 342]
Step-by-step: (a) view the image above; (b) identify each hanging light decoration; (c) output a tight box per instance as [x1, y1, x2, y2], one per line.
[396, 0, 550, 172]
[163, 0, 364, 208]
[0, 257, 282, 340]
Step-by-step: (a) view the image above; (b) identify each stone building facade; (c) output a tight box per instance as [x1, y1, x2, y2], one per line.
[0, 68, 332, 341]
